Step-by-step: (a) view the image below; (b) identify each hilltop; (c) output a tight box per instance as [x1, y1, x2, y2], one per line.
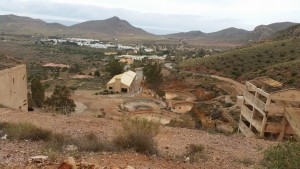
[70, 16, 152, 38]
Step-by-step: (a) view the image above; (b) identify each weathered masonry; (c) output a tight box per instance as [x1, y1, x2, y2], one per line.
[0, 65, 28, 112]
[238, 77, 300, 140]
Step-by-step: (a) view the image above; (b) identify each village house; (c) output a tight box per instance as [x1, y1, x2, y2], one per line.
[106, 70, 137, 93]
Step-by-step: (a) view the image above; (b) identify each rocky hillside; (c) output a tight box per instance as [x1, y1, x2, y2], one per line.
[166, 22, 298, 45]
[252, 22, 298, 41]
[0, 14, 67, 35]
[0, 15, 152, 39]
[179, 26, 300, 88]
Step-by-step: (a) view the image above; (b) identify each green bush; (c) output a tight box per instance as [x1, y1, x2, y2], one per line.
[31, 77, 45, 107]
[114, 118, 160, 155]
[44, 85, 76, 114]
[262, 142, 300, 169]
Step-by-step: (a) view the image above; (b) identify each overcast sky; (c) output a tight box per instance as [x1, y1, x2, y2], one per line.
[0, 0, 299, 34]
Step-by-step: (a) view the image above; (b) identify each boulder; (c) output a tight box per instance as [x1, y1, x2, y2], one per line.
[29, 155, 48, 163]
[58, 157, 77, 169]
[216, 124, 234, 134]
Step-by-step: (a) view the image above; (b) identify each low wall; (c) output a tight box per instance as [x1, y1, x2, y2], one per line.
[0, 65, 28, 112]
[165, 90, 196, 101]
[121, 98, 166, 111]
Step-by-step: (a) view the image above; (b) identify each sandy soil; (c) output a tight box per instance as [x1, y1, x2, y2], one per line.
[0, 89, 277, 169]
[43, 63, 70, 68]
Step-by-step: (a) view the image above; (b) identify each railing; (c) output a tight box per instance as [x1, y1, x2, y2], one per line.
[254, 98, 266, 111]
[238, 120, 256, 137]
[241, 105, 262, 131]
[244, 91, 266, 115]
[241, 105, 252, 120]
[244, 91, 255, 103]
[245, 82, 256, 91]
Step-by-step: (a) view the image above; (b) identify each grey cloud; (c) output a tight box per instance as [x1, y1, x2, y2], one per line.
[0, 0, 255, 34]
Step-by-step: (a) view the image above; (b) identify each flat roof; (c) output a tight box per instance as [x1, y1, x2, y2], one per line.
[248, 76, 285, 92]
[249, 77, 283, 88]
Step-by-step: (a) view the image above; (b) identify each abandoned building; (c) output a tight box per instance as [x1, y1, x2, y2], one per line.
[238, 77, 300, 140]
[107, 70, 136, 93]
[0, 65, 28, 112]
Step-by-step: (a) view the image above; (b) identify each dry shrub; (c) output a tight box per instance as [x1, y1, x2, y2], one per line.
[45, 133, 114, 153]
[114, 118, 160, 155]
[0, 122, 52, 141]
[185, 144, 206, 163]
[74, 133, 114, 152]
[167, 115, 195, 129]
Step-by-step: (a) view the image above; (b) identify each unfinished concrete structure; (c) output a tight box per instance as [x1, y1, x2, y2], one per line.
[107, 70, 136, 93]
[0, 65, 28, 112]
[238, 77, 300, 140]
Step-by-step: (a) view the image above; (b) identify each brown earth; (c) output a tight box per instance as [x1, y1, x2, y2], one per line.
[0, 107, 276, 169]
[0, 86, 276, 169]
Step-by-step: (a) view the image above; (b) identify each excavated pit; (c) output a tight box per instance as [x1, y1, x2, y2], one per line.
[121, 98, 166, 111]
[165, 90, 196, 114]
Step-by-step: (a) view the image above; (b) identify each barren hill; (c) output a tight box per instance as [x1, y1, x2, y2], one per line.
[252, 22, 298, 40]
[70, 16, 152, 37]
[179, 25, 300, 88]
[166, 22, 298, 46]
[0, 14, 67, 35]
[0, 14, 298, 46]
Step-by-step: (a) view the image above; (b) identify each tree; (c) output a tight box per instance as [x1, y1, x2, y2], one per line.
[31, 77, 45, 107]
[44, 85, 76, 114]
[94, 70, 100, 77]
[143, 61, 163, 89]
[27, 92, 34, 110]
[106, 59, 124, 77]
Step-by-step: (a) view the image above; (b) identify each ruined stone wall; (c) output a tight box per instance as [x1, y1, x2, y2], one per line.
[0, 65, 28, 111]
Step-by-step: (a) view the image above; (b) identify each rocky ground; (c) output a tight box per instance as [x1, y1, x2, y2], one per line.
[0, 87, 278, 169]
[0, 107, 276, 169]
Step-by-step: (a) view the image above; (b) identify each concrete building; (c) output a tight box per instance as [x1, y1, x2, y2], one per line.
[107, 70, 136, 93]
[0, 65, 28, 112]
[238, 77, 300, 140]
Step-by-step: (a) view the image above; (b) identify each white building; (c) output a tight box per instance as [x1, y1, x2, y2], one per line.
[107, 70, 137, 93]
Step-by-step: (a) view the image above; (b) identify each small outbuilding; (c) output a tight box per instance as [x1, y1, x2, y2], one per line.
[107, 70, 136, 93]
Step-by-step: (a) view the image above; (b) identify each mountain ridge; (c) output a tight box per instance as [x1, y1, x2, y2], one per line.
[0, 14, 298, 46]
[165, 22, 298, 44]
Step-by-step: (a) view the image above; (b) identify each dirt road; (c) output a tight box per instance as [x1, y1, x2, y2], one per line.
[211, 75, 245, 95]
